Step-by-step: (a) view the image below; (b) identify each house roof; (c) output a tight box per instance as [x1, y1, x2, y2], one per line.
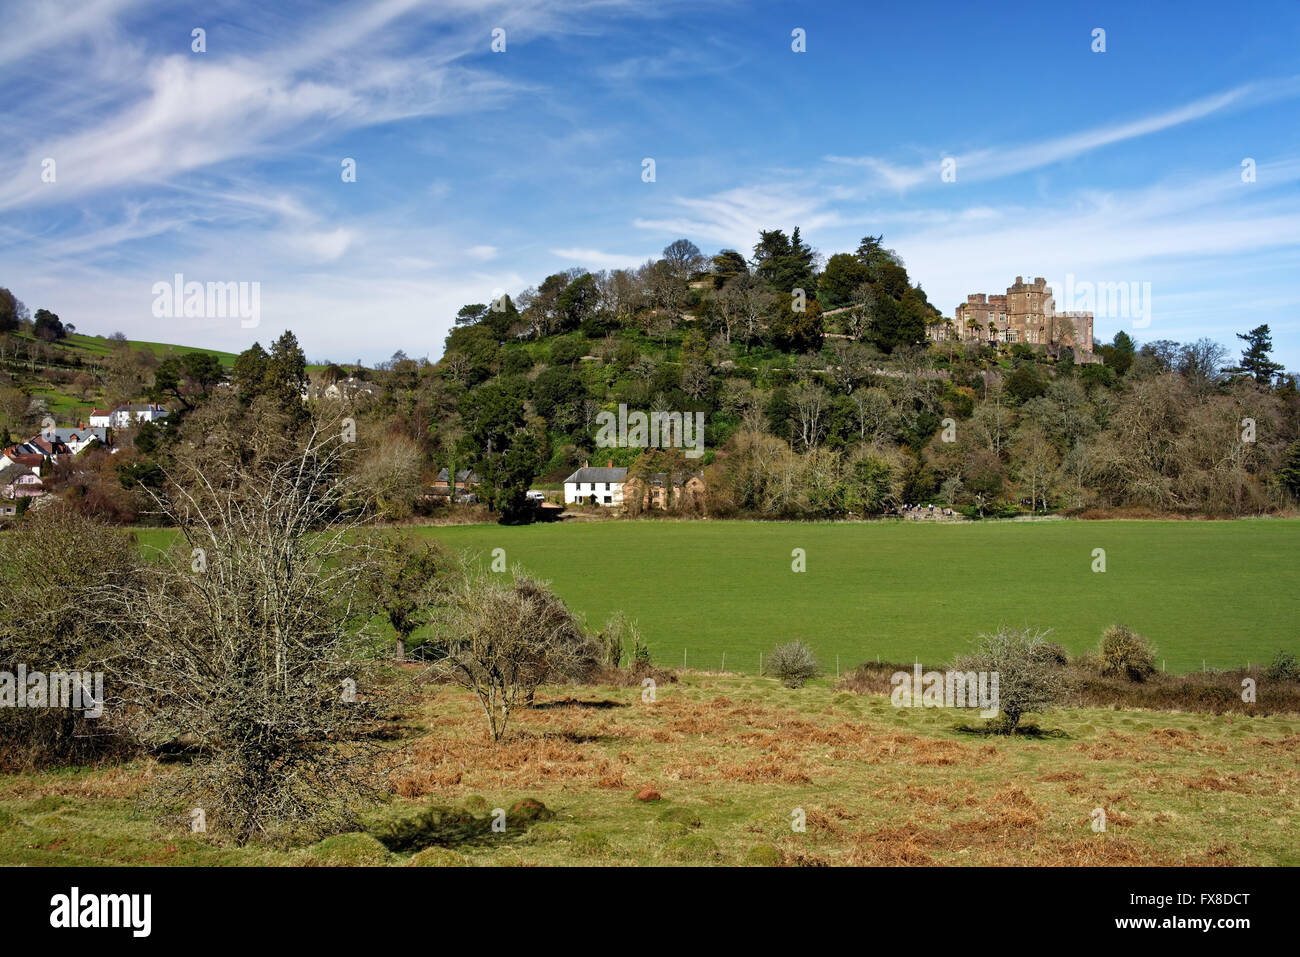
[563, 466, 628, 484]
[2, 452, 45, 468]
[436, 468, 480, 483]
[626, 470, 705, 487]
[89, 408, 111, 416]
[51, 427, 107, 444]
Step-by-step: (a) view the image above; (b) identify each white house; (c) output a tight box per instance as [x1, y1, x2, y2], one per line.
[110, 403, 167, 428]
[563, 463, 627, 507]
[51, 426, 108, 455]
[88, 408, 112, 428]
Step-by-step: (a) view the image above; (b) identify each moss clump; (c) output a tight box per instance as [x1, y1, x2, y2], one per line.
[309, 833, 394, 866]
[657, 806, 702, 828]
[409, 846, 469, 867]
[508, 798, 554, 824]
[665, 833, 719, 862]
[572, 830, 609, 856]
[744, 844, 783, 866]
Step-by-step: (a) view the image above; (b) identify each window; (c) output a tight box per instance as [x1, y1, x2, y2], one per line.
[604, 495, 612, 504]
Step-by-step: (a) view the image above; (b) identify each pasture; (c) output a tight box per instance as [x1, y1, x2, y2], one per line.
[416, 518, 1300, 674]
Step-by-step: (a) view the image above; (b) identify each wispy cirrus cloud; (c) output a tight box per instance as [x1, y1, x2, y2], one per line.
[826, 77, 1300, 191]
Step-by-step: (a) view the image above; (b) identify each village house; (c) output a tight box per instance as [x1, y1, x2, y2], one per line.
[88, 408, 113, 428]
[563, 463, 627, 506]
[622, 471, 707, 511]
[0, 461, 44, 501]
[302, 377, 380, 403]
[109, 403, 168, 428]
[433, 468, 481, 501]
[49, 426, 109, 456]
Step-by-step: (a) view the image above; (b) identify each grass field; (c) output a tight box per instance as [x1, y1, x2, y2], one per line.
[2, 673, 1296, 866]
[409, 519, 1300, 674]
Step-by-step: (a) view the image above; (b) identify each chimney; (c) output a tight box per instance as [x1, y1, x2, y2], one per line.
[583, 460, 589, 468]
[607, 460, 613, 468]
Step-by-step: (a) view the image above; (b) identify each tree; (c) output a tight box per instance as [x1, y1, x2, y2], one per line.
[351, 432, 424, 520]
[679, 329, 712, 400]
[557, 273, 600, 331]
[361, 536, 447, 662]
[752, 227, 815, 294]
[1178, 338, 1228, 394]
[1226, 324, 1283, 386]
[456, 303, 488, 326]
[661, 238, 705, 283]
[771, 296, 824, 353]
[232, 342, 270, 399]
[709, 249, 749, 288]
[33, 308, 66, 341]
[951, 627, 1067, 733]
[715, 272, 772, 349]
[108, 422, 391, 841]
[1277, 441, 1300, 500]
[818, 253, 870, 309]
[1108, 331, 1136, 375]
[436, 574, 599, 741]
[0, 287, 22, 334]
[0, 505, 139, 770]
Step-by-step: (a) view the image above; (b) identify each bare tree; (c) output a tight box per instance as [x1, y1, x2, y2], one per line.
[435, 574, 599, 741]
[108, 420, 391, 843]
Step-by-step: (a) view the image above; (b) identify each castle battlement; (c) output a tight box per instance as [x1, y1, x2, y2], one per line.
[940, 275, 1096, 360]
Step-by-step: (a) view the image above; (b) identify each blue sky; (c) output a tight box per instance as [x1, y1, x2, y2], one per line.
[2, 0, 1298, 368]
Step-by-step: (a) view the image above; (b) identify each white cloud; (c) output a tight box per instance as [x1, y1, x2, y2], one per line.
[550, 247, 649, 270]
[827, 77, 1300, 191]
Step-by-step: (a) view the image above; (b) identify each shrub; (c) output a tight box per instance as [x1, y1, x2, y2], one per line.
[438, 574, 601, 740]
[1034, 642, 1071, 666]
[952, 627, 1067, 733]
[599, 611, 640, 669]
[1097, 624, 1157, 681]
[633, 633, 652, 670]
[1264, 649, 1300, 682]
[767, 640, 820, 688]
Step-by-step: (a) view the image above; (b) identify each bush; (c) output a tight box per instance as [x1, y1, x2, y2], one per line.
[1264, 649, 1300, 682]
[1034, 642, 1071, 666]
[767, 640, 820, 688]
[599, 612, 640, 669]
[952, 627, 1067, 733]
[1097, 624, 1157, 682]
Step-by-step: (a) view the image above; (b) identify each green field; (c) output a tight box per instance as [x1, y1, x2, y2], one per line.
[411, 519, 1300, 674]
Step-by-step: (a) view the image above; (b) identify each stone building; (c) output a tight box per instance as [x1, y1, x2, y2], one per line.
[939, 276, 1096, 360]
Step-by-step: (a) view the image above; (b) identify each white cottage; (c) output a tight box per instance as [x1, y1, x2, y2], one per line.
[563, 463, 627, 507]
